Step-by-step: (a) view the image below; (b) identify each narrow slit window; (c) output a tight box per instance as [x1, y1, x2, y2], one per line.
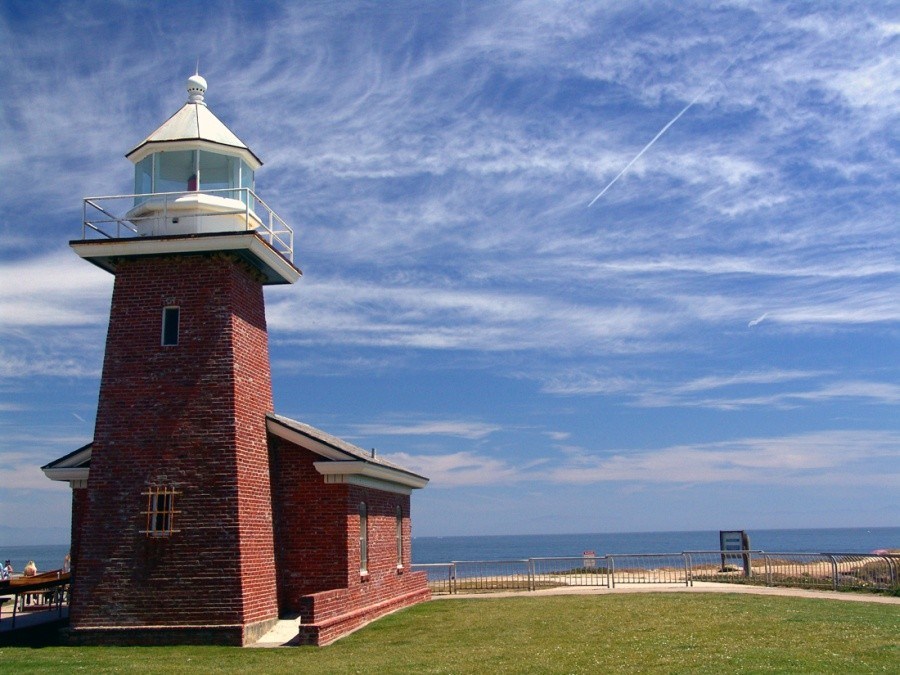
[141, 486, 179, 537]
[396, 504, 403, 567]
[162, 306, 180, 346]
[359, 502, 368, 574]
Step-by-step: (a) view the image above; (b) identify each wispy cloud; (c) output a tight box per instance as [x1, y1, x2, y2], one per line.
[389, 430, 900, 488]
[353, 420, 501, 440]
[547, 430, 900, 486]
[0, 250, 112, 327]
[386, 450, 523, 487]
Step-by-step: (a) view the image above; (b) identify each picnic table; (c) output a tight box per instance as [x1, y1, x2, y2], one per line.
[0, 570, 71, 629]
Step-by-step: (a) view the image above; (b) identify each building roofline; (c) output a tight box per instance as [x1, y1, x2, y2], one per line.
[266, 413, 429, 489]
[41, 442, 92, 471]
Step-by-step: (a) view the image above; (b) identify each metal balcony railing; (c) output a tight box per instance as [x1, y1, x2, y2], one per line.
[80, 188, 294, 263]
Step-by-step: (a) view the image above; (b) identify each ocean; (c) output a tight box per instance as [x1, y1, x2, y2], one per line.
[409, 527, 900, 564]
[3, 527, 896, 575]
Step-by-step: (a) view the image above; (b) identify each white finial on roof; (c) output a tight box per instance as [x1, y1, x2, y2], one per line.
[186, 72, 208, 106]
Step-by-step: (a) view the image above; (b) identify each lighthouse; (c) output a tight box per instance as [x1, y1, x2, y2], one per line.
[43, 74, 430, 646]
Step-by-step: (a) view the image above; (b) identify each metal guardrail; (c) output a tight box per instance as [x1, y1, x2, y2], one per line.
[412, 551, 900, 596]
[531, 556, 609, 588]
[80, 188, 294, 262]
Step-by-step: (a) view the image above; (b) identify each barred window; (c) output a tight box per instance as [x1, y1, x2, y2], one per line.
[359, 502, 368, 574]
[142, 486, 180, 537]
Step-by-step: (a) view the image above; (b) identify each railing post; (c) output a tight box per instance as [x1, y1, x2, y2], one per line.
[450, 563, 456, 595]
[609, 556, 615, 589]
[765, 553, 771, 586]
[684, 553, 691, 587]
[827, 554, 839, 591]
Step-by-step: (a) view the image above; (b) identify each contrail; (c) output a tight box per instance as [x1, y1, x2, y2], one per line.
[588, 88, 706, 207]
[589, 29, 765, 208]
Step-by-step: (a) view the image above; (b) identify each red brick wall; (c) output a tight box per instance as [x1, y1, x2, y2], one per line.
[72, 253, 277, 635]
[270, 434, 429, 628]
[347, 485, 412, 582]
[68, 487, 87, 607]
[269, 437, 351, 602]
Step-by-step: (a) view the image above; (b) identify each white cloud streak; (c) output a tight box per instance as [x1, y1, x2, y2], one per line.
[353, 420, 501, 440]
[389, 430, 900, 488]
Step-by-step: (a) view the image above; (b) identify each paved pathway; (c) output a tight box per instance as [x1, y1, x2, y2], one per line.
[434, 581, 900, 605]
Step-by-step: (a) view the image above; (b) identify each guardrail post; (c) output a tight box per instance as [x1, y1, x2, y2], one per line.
[764, 553, 771, 586]
[684, 553, 691, 587]
[609, 556, 615, 589]
[827, 554, 839, 591]
[528, 558, 534, 592]
[450, 562, 456, 595]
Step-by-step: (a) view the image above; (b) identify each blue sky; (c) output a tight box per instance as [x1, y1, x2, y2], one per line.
[1, 1, 898, 546]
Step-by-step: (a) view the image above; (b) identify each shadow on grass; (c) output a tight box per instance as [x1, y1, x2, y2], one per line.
[0, 619, 68, 648]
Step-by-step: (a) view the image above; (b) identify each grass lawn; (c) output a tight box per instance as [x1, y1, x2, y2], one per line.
[2, 594, 897, 673]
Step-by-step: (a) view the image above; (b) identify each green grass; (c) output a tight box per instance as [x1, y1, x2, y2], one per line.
[2, 594, 897, 673]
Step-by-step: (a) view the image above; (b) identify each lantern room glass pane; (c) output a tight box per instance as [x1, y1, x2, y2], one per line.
[154, 150, 195, 194]
[199, 151, 237, 199]
[133, 156, 152, 205]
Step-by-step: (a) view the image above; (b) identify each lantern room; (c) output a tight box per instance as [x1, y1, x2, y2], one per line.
[123, 74, 264, 236]
[75, 73, 298, 285]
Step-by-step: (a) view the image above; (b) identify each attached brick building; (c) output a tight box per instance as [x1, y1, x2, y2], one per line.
[42, 74, 430, 646]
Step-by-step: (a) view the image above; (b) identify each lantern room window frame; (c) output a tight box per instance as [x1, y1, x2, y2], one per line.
[133, 149, 255, 207]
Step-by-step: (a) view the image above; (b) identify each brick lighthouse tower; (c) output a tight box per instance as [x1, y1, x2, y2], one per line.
[63, 74, 300, 645]
[43, 73, 431, 647]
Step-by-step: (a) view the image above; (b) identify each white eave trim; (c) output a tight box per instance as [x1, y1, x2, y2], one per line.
[42, 467, 89, 486]
[313, 461, 426, 494]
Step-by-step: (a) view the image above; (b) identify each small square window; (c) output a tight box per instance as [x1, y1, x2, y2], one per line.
[141, 486, 180, 537]
[162, 307, 180, 346]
